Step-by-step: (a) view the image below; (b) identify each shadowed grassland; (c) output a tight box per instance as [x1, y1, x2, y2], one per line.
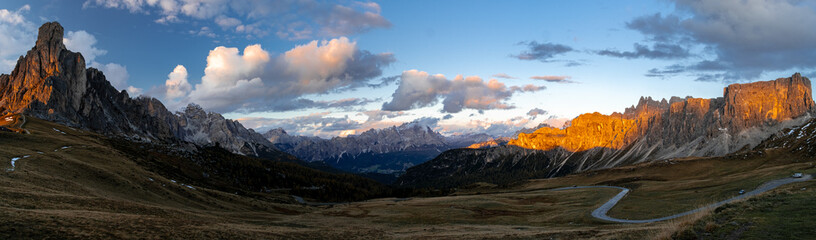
[1, 116, 814, 239]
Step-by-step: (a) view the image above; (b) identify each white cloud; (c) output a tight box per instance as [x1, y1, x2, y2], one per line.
[84, 0, 391, 39]
[190, 26, 215, 37]
[98, 63, 129, 89]
[164, 65, 191, 99]
[63, 30, 108, 65]
[162, 37, 394, 113]
[0, 5, 29, 25]
[382, 70, 546, 113]
[215, 15, 241, 28]
[381, 70, 450, 111]
[283, 37, 357, 93]
[127, 86, 143, 96]
[0, 5, 35, 73]
[62, 30, 137, 93]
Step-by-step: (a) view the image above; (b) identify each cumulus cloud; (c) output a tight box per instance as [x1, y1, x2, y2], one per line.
[164, 65, 192, 100]
[530, 75, 577, 83]
[628, 0, 816, 81]
[63, 31, 108, 65]
[83, 0, 391, 39]
[381, 70, 450, 111]
[161, 37, 394, 113]
[0, 5, 35, 73]
[382, 70, 546, 113]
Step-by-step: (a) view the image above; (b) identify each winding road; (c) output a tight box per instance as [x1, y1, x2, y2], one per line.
[553, 174, 813, 223]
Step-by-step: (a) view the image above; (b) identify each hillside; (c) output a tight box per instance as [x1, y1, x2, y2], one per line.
[0, 22, 277, 157]
[5, 114, 815, 239]
[398, 74, 815, 188]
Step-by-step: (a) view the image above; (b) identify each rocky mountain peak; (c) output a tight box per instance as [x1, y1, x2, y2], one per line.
[182, 103, 207, 117]
[722, 72, 813, 131]
[0, 22, 280, 157]
[34, 22, 66, 65]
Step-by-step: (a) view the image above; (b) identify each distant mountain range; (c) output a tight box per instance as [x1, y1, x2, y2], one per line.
[9, 22, 814, 193]
[264, 122, 495, 175]
[398, 73, 815, 187]
[0, 22, 500, 183]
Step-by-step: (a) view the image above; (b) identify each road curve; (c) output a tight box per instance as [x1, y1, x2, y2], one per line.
[553, 174, 813, 223]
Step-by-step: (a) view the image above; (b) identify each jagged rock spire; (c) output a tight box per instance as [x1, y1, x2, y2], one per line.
[34, 22, 67, 68]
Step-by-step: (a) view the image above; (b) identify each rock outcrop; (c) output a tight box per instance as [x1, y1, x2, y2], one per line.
[0, 22, 275, 157]
[398, 74, 815, 187]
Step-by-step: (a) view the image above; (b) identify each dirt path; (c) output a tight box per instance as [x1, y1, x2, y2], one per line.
[553, 174, 813, 223]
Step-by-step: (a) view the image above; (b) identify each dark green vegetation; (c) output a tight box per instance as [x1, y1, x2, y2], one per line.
[396, 146, 563, 188]
[324, 149, 439, 175]
[107, 138, 390, 202]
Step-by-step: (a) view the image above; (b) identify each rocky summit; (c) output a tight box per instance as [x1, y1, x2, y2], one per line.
[399, 74, 815, 187]
[0, 22, 274, 157]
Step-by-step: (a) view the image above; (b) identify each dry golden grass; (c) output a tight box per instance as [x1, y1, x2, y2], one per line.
[649, 204, 715, 240]
[1, 116, 814, 239]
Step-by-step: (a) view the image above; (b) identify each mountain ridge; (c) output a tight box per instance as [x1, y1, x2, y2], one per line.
[0, 22, 277, 157]
[399, 73, 815, 187]
[264, 121, 494, 174]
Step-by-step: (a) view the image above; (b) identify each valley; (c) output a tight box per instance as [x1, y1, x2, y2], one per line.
[3, 114, 816, 239]
[2, 2, 816, 238]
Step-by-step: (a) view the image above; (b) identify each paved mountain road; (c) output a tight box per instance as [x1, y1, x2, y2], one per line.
[553, 174, 813, 223]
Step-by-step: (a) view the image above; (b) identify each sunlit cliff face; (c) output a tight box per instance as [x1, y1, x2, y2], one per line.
[507, 73, 814, 152]
[510, 112, 635, 152]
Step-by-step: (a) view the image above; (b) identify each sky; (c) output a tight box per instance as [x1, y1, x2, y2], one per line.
[1, 0, 816, 138]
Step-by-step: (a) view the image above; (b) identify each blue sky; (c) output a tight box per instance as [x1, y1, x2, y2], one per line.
[2, 0, 816, 138]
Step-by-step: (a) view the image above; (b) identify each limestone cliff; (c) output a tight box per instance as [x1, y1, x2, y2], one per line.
[398, 73, 815, 187]
[511, 112, 635, 152]
[511, 74, 813, 156]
